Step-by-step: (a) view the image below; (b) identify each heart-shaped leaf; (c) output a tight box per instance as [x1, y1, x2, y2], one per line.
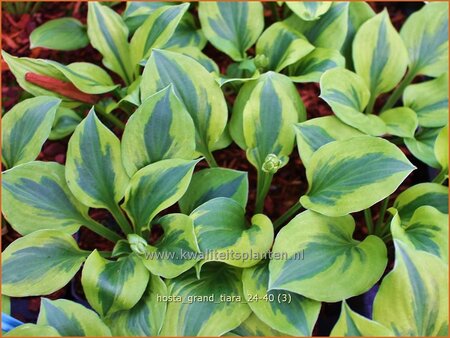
[404, 127, 442, 168]
[300, 136, 415, 216]
[160, 263, 251, 336]
[2, 96, 59, 169]
[319, 67, 386, 135]
[104, 275, 167, 336]
[30, 18, 89, 51]
[373, 240, 448, 336]
[242, 261, 321, 336]
[390, 206, 448, 262]
[66, 110, 130, 210]
[393, 182, 448, 223]
[403, 73, 448, 128]
[37, 299, 111, 336]
[400, 2, 448, 77]
[190, 197, 273, 268]
[294, 116, 363, 167]
[198, 2, 264, 61]
[121, 85, 196, 177]
[230, 72, 305, 170]
[269, 211, 387, 302]
[164, 11, 207, 49]
[141, 49, 228, 159]
[2, 230, 88, 297]
[2, 161, 89, 235]
[81, 251, 149, 317]
[122, 159, 198, 231]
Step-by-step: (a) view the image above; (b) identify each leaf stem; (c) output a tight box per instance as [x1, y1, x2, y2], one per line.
[95, 104, 125, 129]
[83, 218, 122, 243]
[365, 94, 377, 115]
[375, 197, 390, 230]
[204, 149, 218, 167]
[273, 201, 303, 230]
[381, 69, 416, 112]
[255, 171, 273, 213]
[109, 204, 133, 235]
[364, 208, 374, 234]
[432, 169, 448, 184]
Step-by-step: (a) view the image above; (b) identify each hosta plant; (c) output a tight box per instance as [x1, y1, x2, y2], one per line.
[1, 1, 448, 337]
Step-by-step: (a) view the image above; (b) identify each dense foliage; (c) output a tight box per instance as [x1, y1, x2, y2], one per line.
[1, 1, 448, 337]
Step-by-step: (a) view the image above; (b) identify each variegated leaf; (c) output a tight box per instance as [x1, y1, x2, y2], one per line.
[121, 86, 196, 177]
[243, 261, 321, 336]
[379, 107, 418, 138]
[4, 324, 60, 337]
[140, 49, 228, 160]
[330, 302, 394, 337]
[390, 206, 448, 262]
[164, 11, 207, 49]
[198, 2, 264, 61]
[403, 73, 448, 128]
[319, 68, 386, 135]
[2, 96, 59, 169]
[37, 299, 112, 336]
[288, 48, 345, 83]
[104, 275, 167, 336]
[179, 168, 248, 214]
[230, 72, 305, 170]
[2, 161, 89, 235]
[393, 182, 448, 223]
[256, 22, 315, 72]
[130, 3, 189, 66]
[167, 46, 219, 74]
[49, 107, 82, 140]
[81, 251, 149, 317]
[230, 314, 284, 336]
[294, 116, 363, 166]
[404, 127, 442, 168]
[353, 10, 409, 97]
[137, 213, 200, 278]
[1, 51, 79, 107]
[161, 263, 251, 336]
[284, 2, 349, 50]
[287, 1, 332, 21]
[373, 240, 448, 336]
[301, 136, 415, 216]
[122, 159, 198, 231]
[400, 2, 449, 77]
[46, 61, 118, 94]
[87, 2, 133, 84]
[2, 230, 88, 297]
[122, 1, 169, 33]
[269, 211, 387, 302]
[190, 197, 273, 268]
[66, 110, 129, 210]
[30, 18, 88, 51]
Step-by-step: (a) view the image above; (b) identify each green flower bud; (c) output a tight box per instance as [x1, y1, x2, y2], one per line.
[254, 54, 269, 71]
[262, 154, 282, 174]
[127, 234, 148, 256]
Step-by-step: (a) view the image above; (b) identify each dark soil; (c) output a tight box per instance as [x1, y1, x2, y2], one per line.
[1, 1, 430, 334]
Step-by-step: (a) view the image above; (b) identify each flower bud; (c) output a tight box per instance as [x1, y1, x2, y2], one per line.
[262, 153, 282, 174]
[127, 234, 148, 256]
